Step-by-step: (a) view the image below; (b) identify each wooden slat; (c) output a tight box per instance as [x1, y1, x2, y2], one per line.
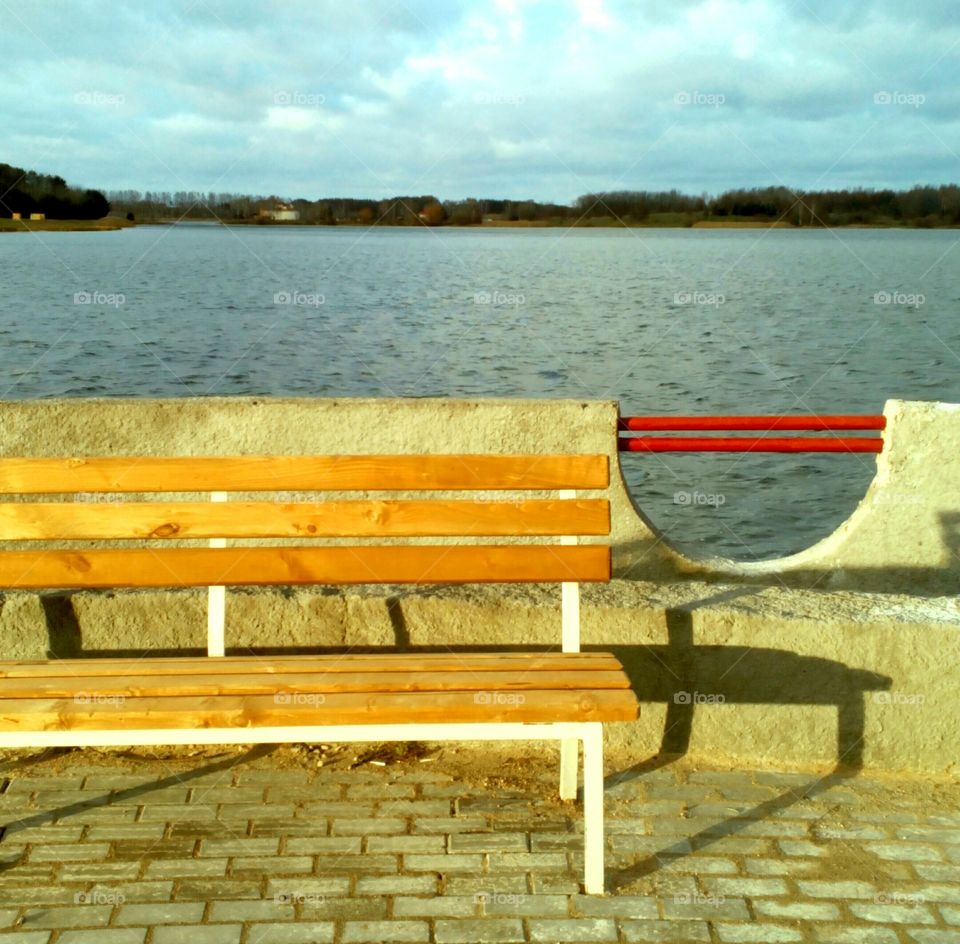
[0, 545, 611, 589]
[0, 455, 609, 494]
[0, 669, 632, 699]
[0, 499, 610, 541]
[0, 652, 624, 679]
[0, 689, 640, 730]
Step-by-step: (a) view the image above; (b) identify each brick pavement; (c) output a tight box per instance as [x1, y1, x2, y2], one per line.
[0, 747, 956, 943]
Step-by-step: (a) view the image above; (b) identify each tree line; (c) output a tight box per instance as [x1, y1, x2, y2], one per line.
[0, 162, 109, 219]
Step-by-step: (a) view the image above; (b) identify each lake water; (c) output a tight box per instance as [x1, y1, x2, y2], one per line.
[3, 223, 959, 560]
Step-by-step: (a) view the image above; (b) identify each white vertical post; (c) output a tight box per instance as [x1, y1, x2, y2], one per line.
[207, 491, 227, 658]
[559, 488, 579, 800]
[582, 722, 605, 894]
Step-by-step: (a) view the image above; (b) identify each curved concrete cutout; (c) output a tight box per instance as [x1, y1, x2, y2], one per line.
[613, 399, 960, 595]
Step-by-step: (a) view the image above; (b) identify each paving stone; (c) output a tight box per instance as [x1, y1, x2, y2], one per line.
[231, 855, 314, 874]
[242, 925, 335, 944]
[300, 897, 388, 920]
[691, 837, 771, 854]
[366, 835, 445, 853]
[445, 875, 528, 895]
[315, 854, 399, 873]
[174, 880, 262, 900]
[115, 902, 205, 924]
[812, 928, 900, 944]
[152, 927, 242, 944]
[58, 932, 146, 944]
[379, 800, 458, 816]
[85, 825, 166, 840]
[19, 906, 112, 929]
[284, 836, 362, 855]
[218, 804, 297, 820]
[915, 864, 960, 882]
[703, 877, 790, 897]
[656, 854, 739, 874]
[6, 777, 85, 792]
[531, 875, 580, 895]
[112, 840, 197, 860]
[341, 921, 430, 942]
[621, 919, 711, 942]
[797, 880, 878, 899]
[715, 924, 803, 942]
[266, 785, 341, 801]
[864, 841, 944, 862]
[814, 824, 890, 840]
[849, 901, 936, 923]
[28, 842, 110, 863]
[209, 899, 294, 921]
[331, 818, 406, 835]
[905, 933, 960, 944]
[88, 881, 173, 903]
[299, 803, 376, 817]
[0, 911, 20, 929]
[347, 784, 416, 799]
[404, 853, 483, 873]
[60, 862, 142, 882]
[661, 895, 751, 920]
[571, 895, 657, 919]
[532, 834, 586, 852]
[4, 826, 84, 842]
[423, 783, 475, 797]
[488, 852, 567, 871]
[393, 896, 479, 917]
[236, 770, 311, 785]
[199, 838, 279, 856]
[265, 877, 351, 898]
[754, 900, 841, 920]
[434, 919, 524, 943]
[527, 918, 618, 941]
[145, 858, 228, 878]
[0, 933, 52, 944]
[777, 839, 830, 857]
[480, 893, 569, 916]
[916, 884, 960, 903]
[251, 820, 332, 837]
[898, 827, 960, 844]
[939, 904, 960, 924]
[140, 805, 219, 821]
[745, 858, 820, 875]
[355, 875, 438, 895]
[413, 816, 487, 833]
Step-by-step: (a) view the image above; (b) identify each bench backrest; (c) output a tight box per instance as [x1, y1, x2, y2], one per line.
[0, 454, 611, 656]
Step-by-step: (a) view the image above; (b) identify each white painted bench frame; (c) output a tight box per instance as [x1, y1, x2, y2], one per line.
[0, 489, 609, 893]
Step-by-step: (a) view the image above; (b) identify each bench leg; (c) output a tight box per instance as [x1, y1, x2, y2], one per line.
[582, 723, 605, 894]
[559, 738, 578, 800]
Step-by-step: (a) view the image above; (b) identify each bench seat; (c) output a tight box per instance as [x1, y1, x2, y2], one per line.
[0, 652, 637, 731]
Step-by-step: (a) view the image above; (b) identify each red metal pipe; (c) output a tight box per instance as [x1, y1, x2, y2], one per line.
[619, 436, 884, 454]
[618, 415, 886, 432]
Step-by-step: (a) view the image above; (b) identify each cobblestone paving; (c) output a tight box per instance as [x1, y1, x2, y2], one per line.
[0, 748, 956, 943]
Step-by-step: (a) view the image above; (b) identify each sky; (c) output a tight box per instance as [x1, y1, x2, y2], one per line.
[1, 0, 958, 203]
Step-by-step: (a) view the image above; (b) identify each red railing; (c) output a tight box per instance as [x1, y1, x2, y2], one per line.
[618, 415, 886, 453]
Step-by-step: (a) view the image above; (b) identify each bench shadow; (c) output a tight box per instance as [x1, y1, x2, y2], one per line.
[0, 743, 275, 862]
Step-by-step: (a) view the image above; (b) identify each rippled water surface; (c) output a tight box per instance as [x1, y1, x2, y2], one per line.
[3, 224, 959, 559]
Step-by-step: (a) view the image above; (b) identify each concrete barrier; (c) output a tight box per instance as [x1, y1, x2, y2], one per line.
[0, 396, 957, 775]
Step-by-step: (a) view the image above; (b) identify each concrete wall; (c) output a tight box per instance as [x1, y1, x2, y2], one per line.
[0, 397, 957, 775]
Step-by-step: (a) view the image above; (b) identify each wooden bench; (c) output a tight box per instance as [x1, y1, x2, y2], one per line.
[0, 453, 638, 893]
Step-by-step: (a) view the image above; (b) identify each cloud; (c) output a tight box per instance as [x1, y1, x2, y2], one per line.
[0, 0, 957, 201]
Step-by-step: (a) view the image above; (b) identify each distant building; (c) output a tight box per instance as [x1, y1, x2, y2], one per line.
[29, 213, 45, 221]
[11, 213, 21, 220]
[258, 203, 300, 222]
